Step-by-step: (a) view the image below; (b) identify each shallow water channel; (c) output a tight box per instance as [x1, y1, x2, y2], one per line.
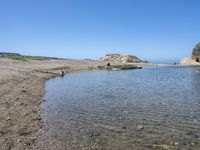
[36, 66, 200, 150]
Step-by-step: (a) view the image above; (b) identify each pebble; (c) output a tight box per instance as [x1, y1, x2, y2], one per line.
[6, 117, 11, 121]
[174, 142, 179, 146]
[17, 139, 21, 143]
[0, 130, 6, 135]
[136, 125, 144, 131]
[191, 142, 195, 146]
[123, 111, 128, 114]
[34, 106, 40, 111]
[19, 102, 25, 105]
[122, 125, 127, 129]
[31, 137, 36, 143]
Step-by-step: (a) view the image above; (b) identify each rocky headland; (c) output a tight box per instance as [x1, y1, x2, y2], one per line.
[0, 52, 21, 57]
[181, 43, 200, 65]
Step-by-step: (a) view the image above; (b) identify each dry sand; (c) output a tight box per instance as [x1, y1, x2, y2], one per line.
[0, 58, 154, 150]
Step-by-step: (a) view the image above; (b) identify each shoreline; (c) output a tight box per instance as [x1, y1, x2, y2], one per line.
[0, 58, 197, 149]
[0, 58, 154, 149]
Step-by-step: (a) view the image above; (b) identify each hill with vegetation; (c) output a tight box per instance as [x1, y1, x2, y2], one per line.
[0, 52, 21, 57]
[0, 52, 64, 61]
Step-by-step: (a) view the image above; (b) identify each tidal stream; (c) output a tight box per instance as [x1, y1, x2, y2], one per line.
[35, 66, 200, 150]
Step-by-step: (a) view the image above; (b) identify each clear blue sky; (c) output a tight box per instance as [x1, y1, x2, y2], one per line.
[0, 0, 200, 62]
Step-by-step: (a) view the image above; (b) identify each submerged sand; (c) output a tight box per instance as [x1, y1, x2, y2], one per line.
[0, 58, 154, 150]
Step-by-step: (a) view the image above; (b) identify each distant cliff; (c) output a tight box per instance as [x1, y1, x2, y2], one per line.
[100, 53, 145, 63]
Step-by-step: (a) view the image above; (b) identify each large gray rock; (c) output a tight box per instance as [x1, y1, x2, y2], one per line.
[100, 53, 144, 63]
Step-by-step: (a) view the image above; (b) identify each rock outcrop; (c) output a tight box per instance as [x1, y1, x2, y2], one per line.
[191, 43, 200, 62]
[100, 53, 144, 63]
[97, 64, 142, 70]
[180, 43, 200, 65]
[180, 57, 200, 65]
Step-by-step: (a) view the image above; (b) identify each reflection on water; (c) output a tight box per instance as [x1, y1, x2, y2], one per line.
[35, 67, 200, 150]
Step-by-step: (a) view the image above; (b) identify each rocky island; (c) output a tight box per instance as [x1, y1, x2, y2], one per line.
[100, 53, 146, 63]
[97, 53, 149, 70]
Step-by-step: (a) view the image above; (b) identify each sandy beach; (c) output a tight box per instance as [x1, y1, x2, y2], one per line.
[0, 58, 154, 150]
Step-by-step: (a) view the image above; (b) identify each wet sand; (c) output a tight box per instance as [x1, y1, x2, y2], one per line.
[0, 58, 153, 150]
